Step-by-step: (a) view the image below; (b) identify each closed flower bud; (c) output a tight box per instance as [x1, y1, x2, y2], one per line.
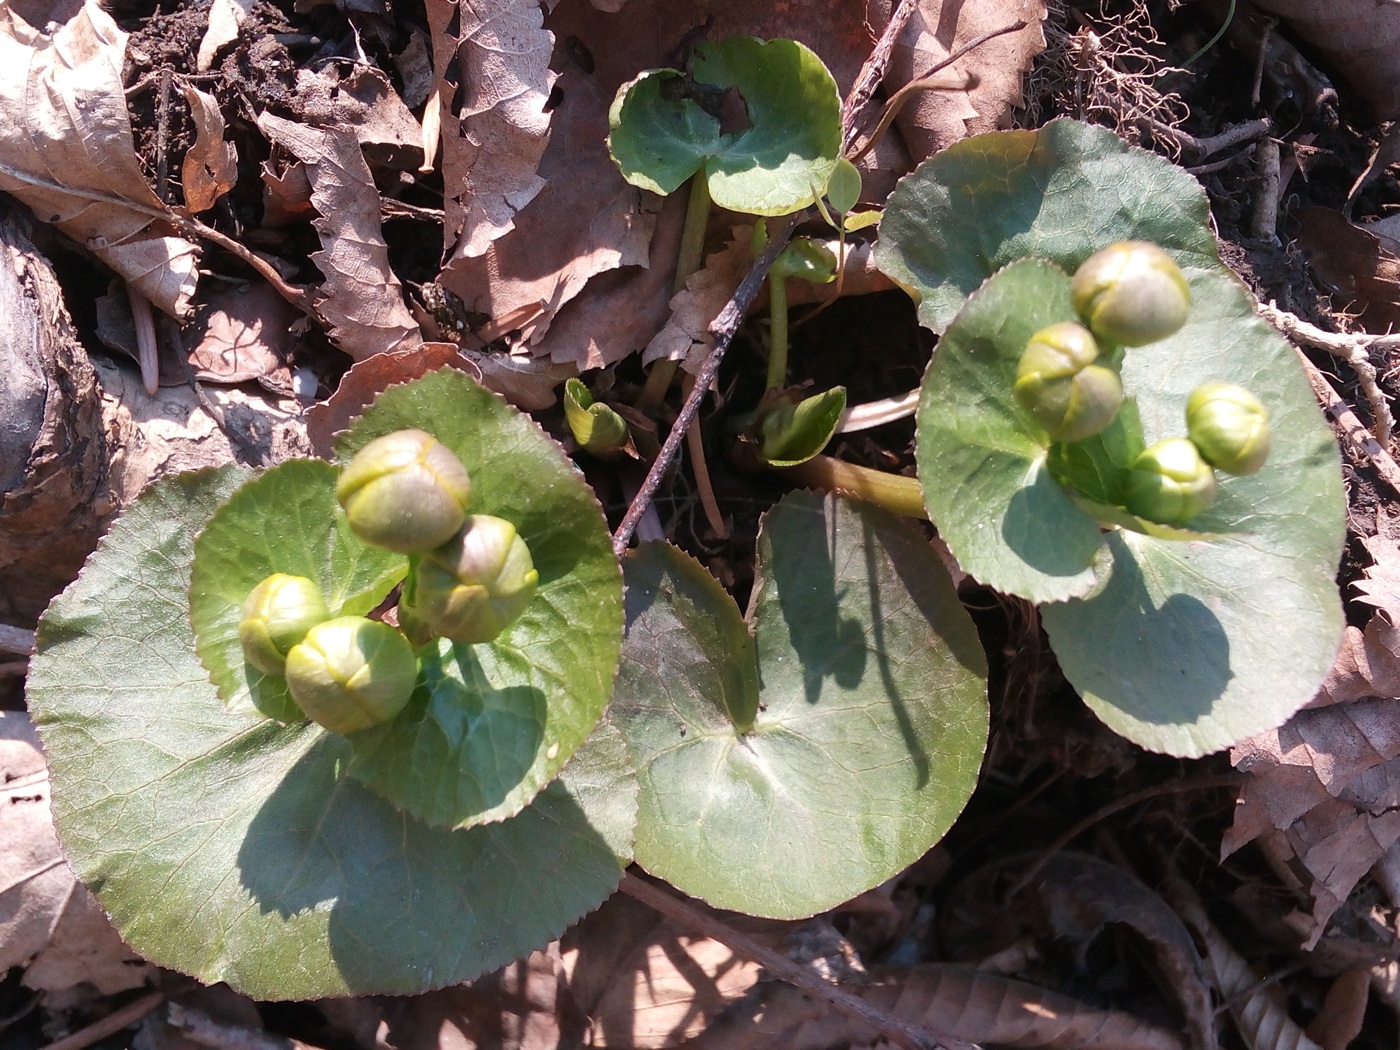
[1013, 321, 1123, 442]
[1187, 383, 1271, 476]
[403, 515, 540, 645]
[284, 616, 418, 734]
[336, 429, 473, 553]
[1125, 437, 1219, 524]
[1071, 241, 1190, 347]
[239, 573, 329, 676]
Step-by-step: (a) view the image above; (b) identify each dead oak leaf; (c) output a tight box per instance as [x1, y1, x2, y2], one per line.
[430, 0, 556, 260]
[257, 112, 421, 360]
[0, 0, 199, 315]
[179, 81, 237, 213]
[882, 0, 1049, 162]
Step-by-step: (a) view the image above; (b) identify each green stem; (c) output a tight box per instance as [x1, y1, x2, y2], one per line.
[778, 455, 928, 520]
[765, 272, 788, 393]
[638, 175, 713, 411]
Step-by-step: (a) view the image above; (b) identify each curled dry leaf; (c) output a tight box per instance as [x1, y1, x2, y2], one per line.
[187, 280, 299, 388]
[0, 713, 152, 994]
[0, 0, 199, 315]
[178, 82, 237, 213]
[1227, 534, 1400, 946]
[881, 0, 1050, 162]
[693, 965, 1184, 1050]
[1291, 207, 1400, 335]
[256, 112, 421, 360]
[430, 0, 555, 260]
[1251, 0, 1400, 119]
[291, 64, 425, 171]
[196, 0, 254, 71]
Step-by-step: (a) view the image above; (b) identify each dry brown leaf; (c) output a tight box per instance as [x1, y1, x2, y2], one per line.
[431, 0, 556, 260]
[260, 157, 314, 228]
[188, 280, 299, 388]
[645, 227, 751, 370]
[442, 0, 880, 370]
[0, 0, 199, 315]
[692, 965, 1185, 1050]
[881, 0, 1049, 163]
[196, 0, 254, 71]
[257, 112, 422, 360]
[0, 712, 153, 994]
[560, 892, 773, 1050]
[1305, 967, 1371, 1050]
[306, 343, 482, 457]
[291, 64, 425, 171]
[1164, 871, 1324, 1050]
[379, 948, 570, 1050]
[1291, 207, 1400, 335]
[1250, 0, 1400, 119]
[178, 82, 237, 213]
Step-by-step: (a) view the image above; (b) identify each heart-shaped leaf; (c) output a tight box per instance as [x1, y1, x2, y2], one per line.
[916, 258, 1111, 603]
[608, 37, 842, 217]
[874, 119, 1221, 334]
[1039, 268, 1346, 756]
[335, 368, 624, 829]
[612, 492, 988, 919]
[26, 467, 636, 999]
[190, 459, 405, 723]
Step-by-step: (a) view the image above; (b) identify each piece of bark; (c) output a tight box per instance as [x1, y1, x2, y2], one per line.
[0, 207, 111, 630]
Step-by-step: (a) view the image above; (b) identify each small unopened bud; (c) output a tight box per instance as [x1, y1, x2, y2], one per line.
[284, 616, 418, 734]
[1071, 241, 1190, 347]
[1013, 321, 1123, 442]
[239, 573, 329, 676]
[403, 515, 540, 645]
[1125, 437, 1218, 524]
[1187, 383, 1271, 476]
[337, 429, 473, 553]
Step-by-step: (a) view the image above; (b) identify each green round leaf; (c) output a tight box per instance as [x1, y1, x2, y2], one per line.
[335, 368, 624, 829]
[190, 459, 405, 723]
[608, 37, 842, 217]
[613, 492, 988, 919]
[26, 468, 635, 999]
[916, 258, 1111, 603]
[1040, 268, 1345, 756]
[874, 119, 1220, 334]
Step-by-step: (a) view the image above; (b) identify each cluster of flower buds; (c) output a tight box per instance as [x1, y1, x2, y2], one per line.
[1013, 242, 1274, 525]
[237, 429, 539, 735]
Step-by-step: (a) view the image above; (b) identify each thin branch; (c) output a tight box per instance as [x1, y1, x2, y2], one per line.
[1258, 300, 1396, 446]
[619, 872, 979, 1050]
[848, 21, 1029, 165]
[612, 217, 797, 557]
[0, 624, 35, 657]
[39, 991, 166, 1050]
[842, 0, 918, 151]
[1296, 348, 1400, 498]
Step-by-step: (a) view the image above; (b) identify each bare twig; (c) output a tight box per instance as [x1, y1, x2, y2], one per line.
[127, 284, 160, 395]
[38, 991, 166, 1050]
[166, 1002, 325, 1050]
[619, 872, 979, 1050]
[1296, 349, 1400, 498]
[841, 0, 917, 151]
[1258, 300, 1397, 447]
[848, 21, 1029, 165]
[612, 217, 796, 557]
[1251, 137, 1280, 241]
[1146, 117, 1270, 159]
[0, 624, 36, 656]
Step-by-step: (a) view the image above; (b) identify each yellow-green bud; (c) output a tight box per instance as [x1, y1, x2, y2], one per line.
[1187, 383, 1271, 476]
[337, 429, 473, 553]
[403, 515, 540, 645]
[284, 616, 418, 734]
[1013, 321, 1123, 442]
[1125, 437, 1218, 524]
[238, 573, 329, 676]
[1071, 241, 1190, 347]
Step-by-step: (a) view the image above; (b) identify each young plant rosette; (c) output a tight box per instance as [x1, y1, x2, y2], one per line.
[875, 119, 1345, 757]
[24, 369, 635, 998]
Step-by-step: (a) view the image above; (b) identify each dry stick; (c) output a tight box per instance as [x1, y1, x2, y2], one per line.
[612, 217, 797, 557]
[166, 1002, 326, 1050]
[38, 991, 166, 1050]
[847, 20, 1029, 166]
[0, 624, 35, 657]
[1008, 773, 1246, 898]
[618, 873, 978, 1050]
[1257, 300, 1397, 448]
[1296, 349, 1400, 498]
[841, 0, 918, 153]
